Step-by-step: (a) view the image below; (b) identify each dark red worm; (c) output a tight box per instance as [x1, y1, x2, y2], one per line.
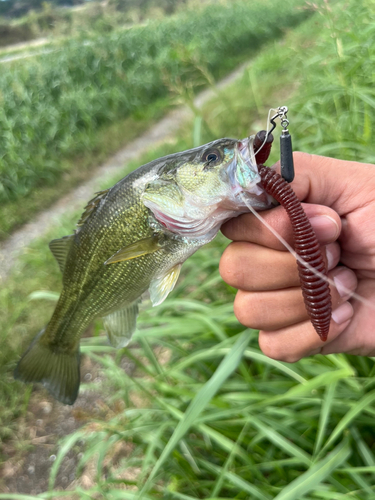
[257, 165, 332, 341]
[253, 130, 331, 340]
[253, 129, 273, 165]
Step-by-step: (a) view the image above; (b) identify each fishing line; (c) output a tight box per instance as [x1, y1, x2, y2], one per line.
[251, 108, 278, 157]
[240, 192, 375, 313]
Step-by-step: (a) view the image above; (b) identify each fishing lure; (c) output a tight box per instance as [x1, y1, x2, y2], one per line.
[253, 108, 332, 341]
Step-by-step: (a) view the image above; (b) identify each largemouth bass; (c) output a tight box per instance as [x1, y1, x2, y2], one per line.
[15, 137, 275, 404]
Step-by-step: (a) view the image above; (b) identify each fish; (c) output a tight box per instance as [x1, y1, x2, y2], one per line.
[14, 136, 276, 405]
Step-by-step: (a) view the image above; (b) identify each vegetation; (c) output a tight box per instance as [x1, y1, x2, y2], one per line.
[0, 0, 189, 47]
[2, 0, 375, 498]
[0, 0, 184, 20]
[0, 0, 310, 238]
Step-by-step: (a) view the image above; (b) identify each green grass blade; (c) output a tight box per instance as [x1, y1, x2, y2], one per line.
[314, 380, 338, 456]
[48, 429, 87, 490]
[323, 390, 375, 451]
[247, 416, 312, 465]
[210, 423, 249, 498]
[203, 461, 272, 500]
[351, 426, 375, 466]
[138, 330, 251, 497]
[268, 368, 354, 405]
[273, 438, 351, 500]
[338, 466, 375, 474]
[243, 348, 307, 384]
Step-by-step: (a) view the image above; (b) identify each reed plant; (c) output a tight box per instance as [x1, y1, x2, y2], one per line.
[0, 0, 309, 206]
[2, 0, 375, 497]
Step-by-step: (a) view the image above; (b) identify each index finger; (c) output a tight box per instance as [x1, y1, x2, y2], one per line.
[287, 152, 375, 213]
[221, 203, 341, 251]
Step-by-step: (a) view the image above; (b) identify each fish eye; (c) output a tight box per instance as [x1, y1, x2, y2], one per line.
[202, 149, 221, 166]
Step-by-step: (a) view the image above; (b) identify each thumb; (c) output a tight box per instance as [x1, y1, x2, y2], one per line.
[280, 152, 375, 215]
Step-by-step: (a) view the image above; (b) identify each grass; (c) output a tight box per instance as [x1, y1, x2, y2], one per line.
[0, 95, 170, 239]
[0, 0, 189, 48]
[2, 0, 375, 497]
[0, 0, 309, 210]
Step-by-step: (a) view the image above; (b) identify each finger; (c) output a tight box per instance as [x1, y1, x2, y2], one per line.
[277, 152, 375, 215]
[258, 311, 353, 363]
[220, 240, 340, 291]
[221, 203, 341, 251]
[233, 266, 357, 331]
[321, 279, 375, 356]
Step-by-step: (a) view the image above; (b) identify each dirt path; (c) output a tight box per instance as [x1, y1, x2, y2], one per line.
[0, 45, 56, 64]
[0, 22, 147, 64]
[0, 37, 49, 54]
[0, 61, 249, 283]
[1, 353, 137, 496]
[1, 60, 251, 497]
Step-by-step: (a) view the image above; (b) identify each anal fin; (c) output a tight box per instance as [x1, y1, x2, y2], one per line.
[102, 300, 140, 348]
[149, 263, 181, 306]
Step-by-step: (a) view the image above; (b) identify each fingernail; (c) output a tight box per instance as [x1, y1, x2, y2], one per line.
[325, 244, 338, 270]
[309, 215, 339, 241]
[333, 268, 358, 299]
[332, 301, 354, 325]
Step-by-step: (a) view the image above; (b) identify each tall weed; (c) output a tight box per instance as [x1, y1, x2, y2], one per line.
[0, 0, 310, 204]
[31, 1, 375, 498]
[3, 0, 375, 497]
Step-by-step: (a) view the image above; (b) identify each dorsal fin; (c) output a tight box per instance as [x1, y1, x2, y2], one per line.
[76, 189, 109, 228]
[49, 235, 73, 274]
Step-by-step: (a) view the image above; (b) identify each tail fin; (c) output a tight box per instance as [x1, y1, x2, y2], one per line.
[14, 330, 80, 405]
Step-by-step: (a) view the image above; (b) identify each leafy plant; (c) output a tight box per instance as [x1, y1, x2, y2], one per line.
[3, 1, 375, 498]
[0, 0, 310, 206]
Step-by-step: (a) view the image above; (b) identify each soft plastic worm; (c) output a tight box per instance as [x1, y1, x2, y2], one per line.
[253, 130, 273, 165]
[257, 165, 332, 341]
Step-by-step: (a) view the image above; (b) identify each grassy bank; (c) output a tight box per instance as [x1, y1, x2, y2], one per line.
[0, 96, 170, 240]
[0, 0, 188, 47]
[2, 0, 375, 497]
[0, 0, 310, 238]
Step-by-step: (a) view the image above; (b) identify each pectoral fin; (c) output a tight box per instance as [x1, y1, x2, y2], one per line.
[149, 263, 181, 306]
[104, 235, 164, 265]
[49, 235, 74, 274]
[102, 301, 140, 348]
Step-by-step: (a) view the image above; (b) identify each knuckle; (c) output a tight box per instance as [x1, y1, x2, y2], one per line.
[293, 151, 312, 165]
[233, 292, 253, 327]
[258, 332, 302, 363]
[233, 291, 271, 330]
[330, 267, 358, 304]
[219, 244, 249, 289]
[219, 245, 238, 285]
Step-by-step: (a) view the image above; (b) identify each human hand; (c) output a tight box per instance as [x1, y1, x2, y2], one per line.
[220, 152, 375, 361]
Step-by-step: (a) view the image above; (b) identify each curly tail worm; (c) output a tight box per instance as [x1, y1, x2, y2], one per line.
[257, 165, 332, 341]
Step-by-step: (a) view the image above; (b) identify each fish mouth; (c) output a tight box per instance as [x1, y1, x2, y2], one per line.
[228, 136, 265, 196]
[228, 136, 276, 210]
